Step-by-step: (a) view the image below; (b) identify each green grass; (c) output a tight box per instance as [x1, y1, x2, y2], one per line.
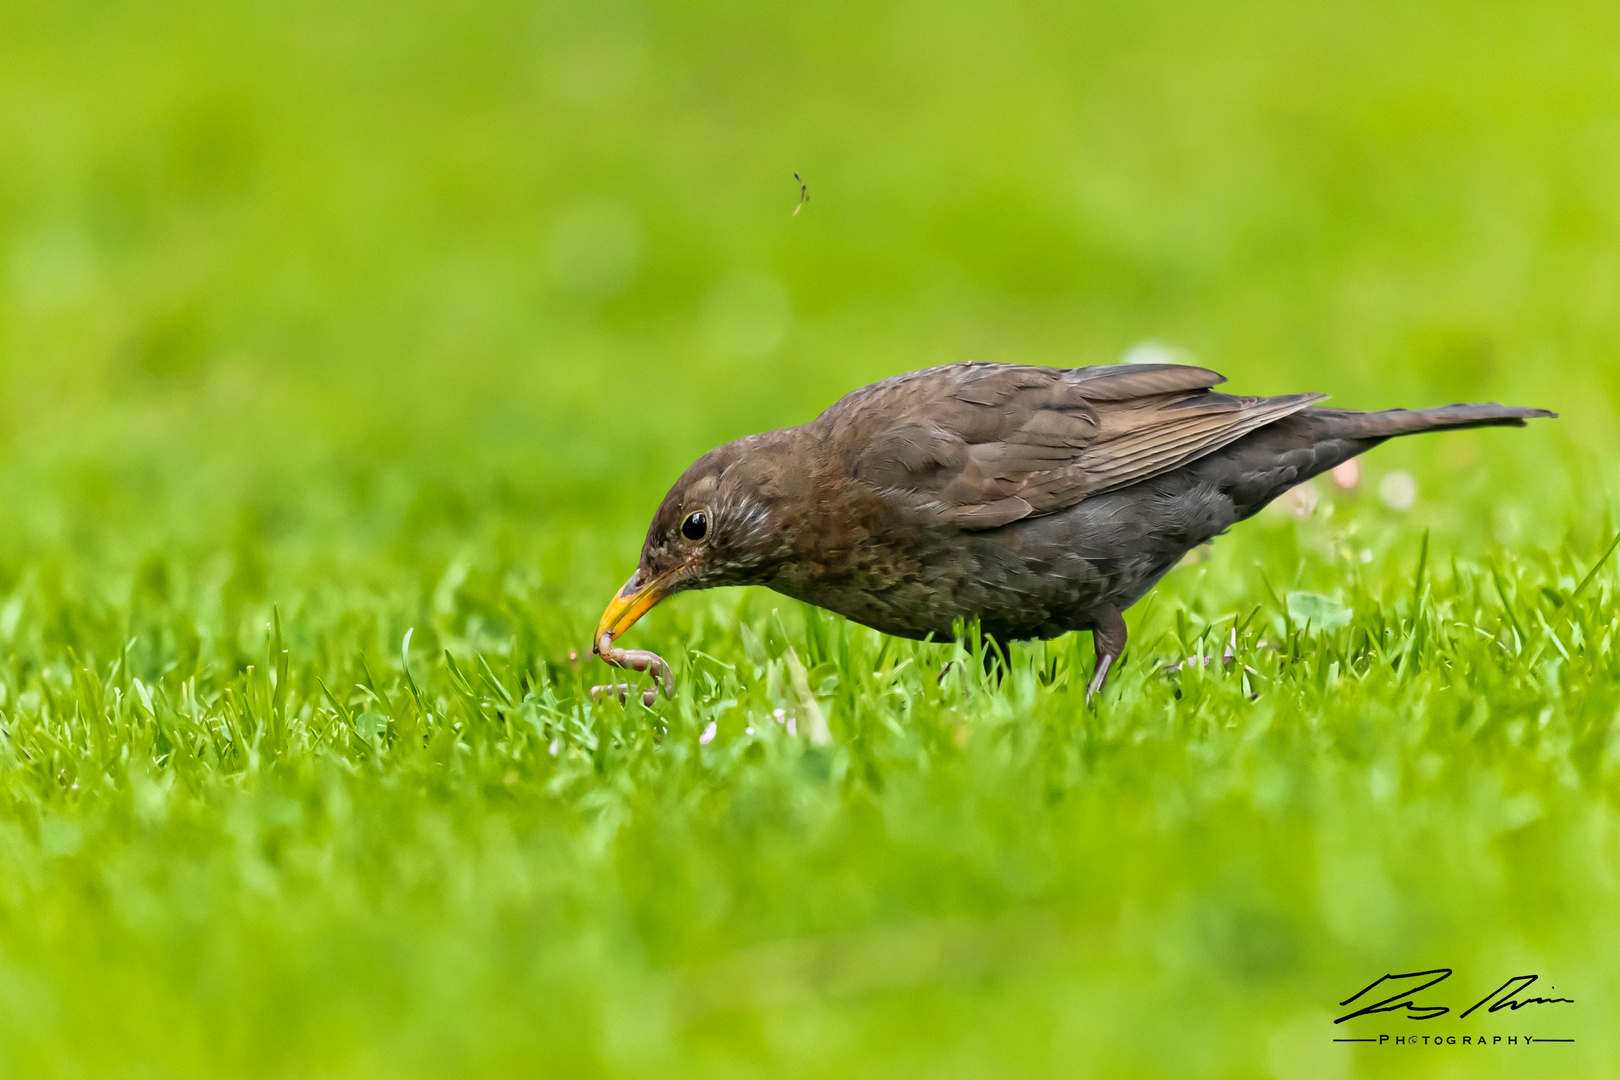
[1, 0, 1618, 1076]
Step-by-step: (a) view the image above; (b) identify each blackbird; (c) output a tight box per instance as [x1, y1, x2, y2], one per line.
[594, 362, 1553, 699]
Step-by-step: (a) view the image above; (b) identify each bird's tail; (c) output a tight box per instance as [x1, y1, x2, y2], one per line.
[1307, 402, 1557, 439]
[1183, 398, 1554, 523]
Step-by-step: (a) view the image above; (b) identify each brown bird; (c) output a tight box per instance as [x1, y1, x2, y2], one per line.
[594, 362, 1553, 699]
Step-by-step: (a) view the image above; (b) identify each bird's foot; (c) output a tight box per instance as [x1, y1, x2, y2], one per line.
[1084, 656, 1115, 706]
[1161, 629, 1241, 674]
[590, 632, 675, 706]
[1160, 630, 1263, 694]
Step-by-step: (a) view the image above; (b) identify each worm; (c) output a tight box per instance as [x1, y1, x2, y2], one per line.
[590, 632, 674, 707]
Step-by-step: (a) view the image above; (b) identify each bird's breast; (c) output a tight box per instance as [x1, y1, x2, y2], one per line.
[760, 476, 1231, 641]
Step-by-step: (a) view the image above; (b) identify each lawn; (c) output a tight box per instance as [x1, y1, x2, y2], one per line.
[0, 1, 1617, 1076]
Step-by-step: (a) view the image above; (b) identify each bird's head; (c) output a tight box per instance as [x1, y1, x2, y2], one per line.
[594, 430, 802, 653]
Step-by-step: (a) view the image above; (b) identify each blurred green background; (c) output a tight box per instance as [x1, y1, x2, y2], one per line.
[0, 0, 1616, 1076]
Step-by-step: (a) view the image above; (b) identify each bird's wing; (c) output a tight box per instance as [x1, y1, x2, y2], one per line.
[819, 362, 1324, 530]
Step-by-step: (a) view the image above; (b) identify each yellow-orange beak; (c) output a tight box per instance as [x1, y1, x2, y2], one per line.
[593, 569, 678, 652]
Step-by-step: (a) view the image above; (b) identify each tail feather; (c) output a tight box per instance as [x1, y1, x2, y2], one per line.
[1185, 398, 1554, 522]
[1309, 403, 1557, 439]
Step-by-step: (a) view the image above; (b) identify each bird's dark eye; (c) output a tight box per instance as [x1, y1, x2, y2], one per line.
[681, 511, 709, 542]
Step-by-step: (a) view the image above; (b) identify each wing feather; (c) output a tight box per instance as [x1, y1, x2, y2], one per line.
[818, 362, 1323, 531]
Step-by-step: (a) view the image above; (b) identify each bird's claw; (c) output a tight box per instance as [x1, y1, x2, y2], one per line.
[1160, 629, 1263, 703]
[1161, 629, 1252, 674]
[591, 631, 675, 705]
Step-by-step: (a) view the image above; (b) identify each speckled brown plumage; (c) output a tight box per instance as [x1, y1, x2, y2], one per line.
[595, 362, 1553, 698]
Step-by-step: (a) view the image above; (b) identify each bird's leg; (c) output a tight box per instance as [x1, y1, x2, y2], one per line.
[1087, 606, 1126, 704]
[590, 632, 675, 707]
